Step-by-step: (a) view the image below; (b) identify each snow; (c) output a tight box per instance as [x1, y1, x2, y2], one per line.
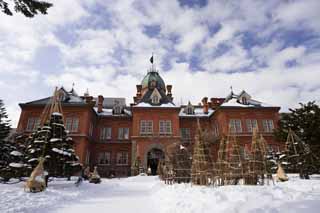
[1, 175, 320, 213]
[93, 107, 132, 116]
[52, 148, 72, 157]
[10, 151, 23, 156]
[220, 98, 275, 108]
[134, 102, 178, 108]
[179, 107, 214, 117]
[50, 138, 62, 143]
[52, 112, 62, 116]
[9, 163, 26, 168]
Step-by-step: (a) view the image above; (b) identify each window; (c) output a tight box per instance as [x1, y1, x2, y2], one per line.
[229, 119, 242, 133]
[262, 120, 274, 132]
[98, 152, 111, 165]
[140, 120, 153, 135]
[242, 97, 248, 104]
[180, 128, 191, 141]
[246, 119, 258, 132]
[117, 152, 128, 165]
[213, 124, 219, 137]
[65, 117, 79, 132]
[26, 117, 40, 131]
[118, 128, 129, 140]
[85, 150, 90, 165]
[152, 95, 159, 104]
[100, 127, 112, 140]
[114, 105, 122, 114]
[159, 120, 172, 135]
[89, 123, 93, 137]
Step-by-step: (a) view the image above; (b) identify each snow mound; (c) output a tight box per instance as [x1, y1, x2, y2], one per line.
[10, 151, 23, 156]
[0, 175, 319, 213]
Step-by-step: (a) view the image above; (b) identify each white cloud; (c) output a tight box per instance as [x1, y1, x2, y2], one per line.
[0, 0, 320, 128]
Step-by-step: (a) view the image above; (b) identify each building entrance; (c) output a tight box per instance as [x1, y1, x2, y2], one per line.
[147, 148, 165, 175]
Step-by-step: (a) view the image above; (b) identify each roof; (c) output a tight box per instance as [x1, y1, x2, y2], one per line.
[220, 90, 279, 108]
[141, 71, 166, 91]
[179, 107, 214, 117]
[94, 97, 126, 108]
[93, 107, 132, 117]
[138, 88, 173, 105]
[133, 102, 178, 108]
[21, 87, 86, 106]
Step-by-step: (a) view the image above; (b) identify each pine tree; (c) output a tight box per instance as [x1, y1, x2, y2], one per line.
[0, 0, 52, 17]
[281, 129, 320, 178]
[25, 112, 80, 180]
[275, 101, 320, 158]
[0, 99, 10, 141]
[0, 99, 14, 181]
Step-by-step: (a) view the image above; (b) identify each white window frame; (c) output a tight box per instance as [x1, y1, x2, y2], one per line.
[118, 128, 129, 140]
[213, 123, 219, 137]
[229, 119, 242, 133]
[246, 119, 258, 132]
[100, 127, 112, 140]
[116, 152, 128, 165]
[26, 117, 40, 131]
[159, 120, 172, 135]
[152, 95, 159, 104]
[180, 128, 191, 141]
[262, 120, 274, 133]
[98, 152, 111, 165]
[65, 117, 79, 133]
[140, 120, 153, 135]
[89, 123, 93, 137]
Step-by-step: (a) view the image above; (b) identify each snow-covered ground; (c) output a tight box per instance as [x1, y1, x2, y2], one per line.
[1, 175, 320, 213]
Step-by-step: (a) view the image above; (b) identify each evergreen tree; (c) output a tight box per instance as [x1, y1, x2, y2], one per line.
[0, 99, 10, 141]
[0, 0, 52, 17]
[0, 99, 12, 181]
[25, 112, 80, 180]
[274, 101, 320, 157]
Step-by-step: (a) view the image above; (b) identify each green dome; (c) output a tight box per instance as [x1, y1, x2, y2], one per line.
[141, 71, 166, 91]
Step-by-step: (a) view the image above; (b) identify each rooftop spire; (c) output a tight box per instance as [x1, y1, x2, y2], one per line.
[148, 53, 158, 73]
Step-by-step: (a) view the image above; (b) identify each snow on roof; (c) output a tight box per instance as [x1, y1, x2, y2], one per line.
[133, 102, 178, 108]
[94, 107, 132, 116]
[220, 90, 277, 108]
[220, 98, 274, 108]
[179, 107, 214, 117]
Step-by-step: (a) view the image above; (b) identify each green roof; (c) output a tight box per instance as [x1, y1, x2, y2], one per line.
[141, 71, 166, 91]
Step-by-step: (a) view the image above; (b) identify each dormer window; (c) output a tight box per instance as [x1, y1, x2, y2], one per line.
[187, 107, 193, 114]
[184, 101, 194, 115]
[242, 97, 248, 105]
[113, 101, 123, 115]
[150, 88, 161, 105]
[152, 95, 159, 104]
[114, 105, 122, 114]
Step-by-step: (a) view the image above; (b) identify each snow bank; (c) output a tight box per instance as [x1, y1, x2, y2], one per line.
[0, 175, 319, 213]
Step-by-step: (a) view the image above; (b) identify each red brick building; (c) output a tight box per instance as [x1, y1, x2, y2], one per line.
[16, 66, 281, 177]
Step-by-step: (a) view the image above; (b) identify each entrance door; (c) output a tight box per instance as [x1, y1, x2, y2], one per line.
[147, 148, 164, 175]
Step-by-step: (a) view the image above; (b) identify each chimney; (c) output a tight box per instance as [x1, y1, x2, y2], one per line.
[202, 97, 209, 114]
[98, 95, 104, 113]
[136, 85, 142, 100]
[210, 98, 225, 109]
[133, 96, 138, 103]
[166, 85, 173, 100]
[166, 85, 172, 95]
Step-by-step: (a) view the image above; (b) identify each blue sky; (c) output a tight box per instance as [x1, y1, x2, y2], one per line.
[0, 0, 320, 126]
